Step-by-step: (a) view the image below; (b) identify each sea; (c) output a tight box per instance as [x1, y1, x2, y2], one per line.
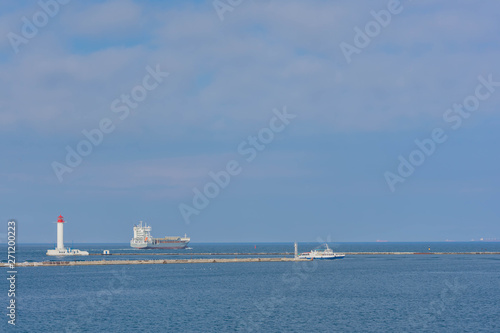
[1, 242, 499, 332]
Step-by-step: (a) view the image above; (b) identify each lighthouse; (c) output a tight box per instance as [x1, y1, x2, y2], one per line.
[57, 214, 65, 250]
[46, 214, 89, 256]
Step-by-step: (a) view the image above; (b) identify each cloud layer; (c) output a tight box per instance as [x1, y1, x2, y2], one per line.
[1, 0, 499, 242]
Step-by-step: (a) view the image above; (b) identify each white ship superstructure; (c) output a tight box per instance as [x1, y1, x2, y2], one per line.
[46, 215, 89, 256]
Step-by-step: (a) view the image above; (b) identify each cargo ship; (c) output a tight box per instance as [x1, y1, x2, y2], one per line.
[130, 221, 190, 249]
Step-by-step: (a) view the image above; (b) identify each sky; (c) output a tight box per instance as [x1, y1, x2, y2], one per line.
[0, 0, 499, 243]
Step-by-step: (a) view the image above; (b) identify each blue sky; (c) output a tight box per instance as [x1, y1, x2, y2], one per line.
[1, 0, 499, 243]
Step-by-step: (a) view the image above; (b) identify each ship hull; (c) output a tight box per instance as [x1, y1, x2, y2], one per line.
[298, 255, 344, 260]
[308, 256, 344, 260]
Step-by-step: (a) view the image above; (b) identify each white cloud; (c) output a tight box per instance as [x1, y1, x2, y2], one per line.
[0, 0, 499, 138]
[61, 0, 143, 37]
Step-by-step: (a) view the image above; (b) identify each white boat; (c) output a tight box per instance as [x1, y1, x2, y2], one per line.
[298, 243, 345, 260]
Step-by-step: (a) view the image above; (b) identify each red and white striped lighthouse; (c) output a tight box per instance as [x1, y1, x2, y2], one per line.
[46, 214, 88, 256]
[57, 214, 65, 250]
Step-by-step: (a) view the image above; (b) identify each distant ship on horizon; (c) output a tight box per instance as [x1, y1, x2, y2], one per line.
[470, 238, 499, 242]
[130, 221, 190, 249]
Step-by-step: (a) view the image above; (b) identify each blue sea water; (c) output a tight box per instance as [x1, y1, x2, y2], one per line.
[1, 243, 499, 332]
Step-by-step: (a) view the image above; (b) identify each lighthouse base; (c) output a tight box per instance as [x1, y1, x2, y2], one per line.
[46, 248, 89, 256]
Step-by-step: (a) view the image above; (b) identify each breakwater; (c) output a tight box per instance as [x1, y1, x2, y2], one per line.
[8, 257, 304, 267]
[90, 252, 295, 256]
[5, 252, 499, 268]
[90, 251, 500, 256]
[347, 252, 500, 255]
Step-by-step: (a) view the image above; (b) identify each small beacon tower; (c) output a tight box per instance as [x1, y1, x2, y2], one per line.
[46, 214, 89, 256]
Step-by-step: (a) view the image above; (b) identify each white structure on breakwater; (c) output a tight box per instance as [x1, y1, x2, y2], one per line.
[46, 215, 89, 256]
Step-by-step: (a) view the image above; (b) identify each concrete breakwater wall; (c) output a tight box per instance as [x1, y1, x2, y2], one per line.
[90, 250, 293, 256]
[5, 252, 500, 268]
[8, 257, 306, 267]
[346, 252, 500, 255]
[90, 252, 295, 256]
[91, 251, 500, 256]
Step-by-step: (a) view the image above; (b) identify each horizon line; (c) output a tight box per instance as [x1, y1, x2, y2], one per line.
[5, 240, 500, 245]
